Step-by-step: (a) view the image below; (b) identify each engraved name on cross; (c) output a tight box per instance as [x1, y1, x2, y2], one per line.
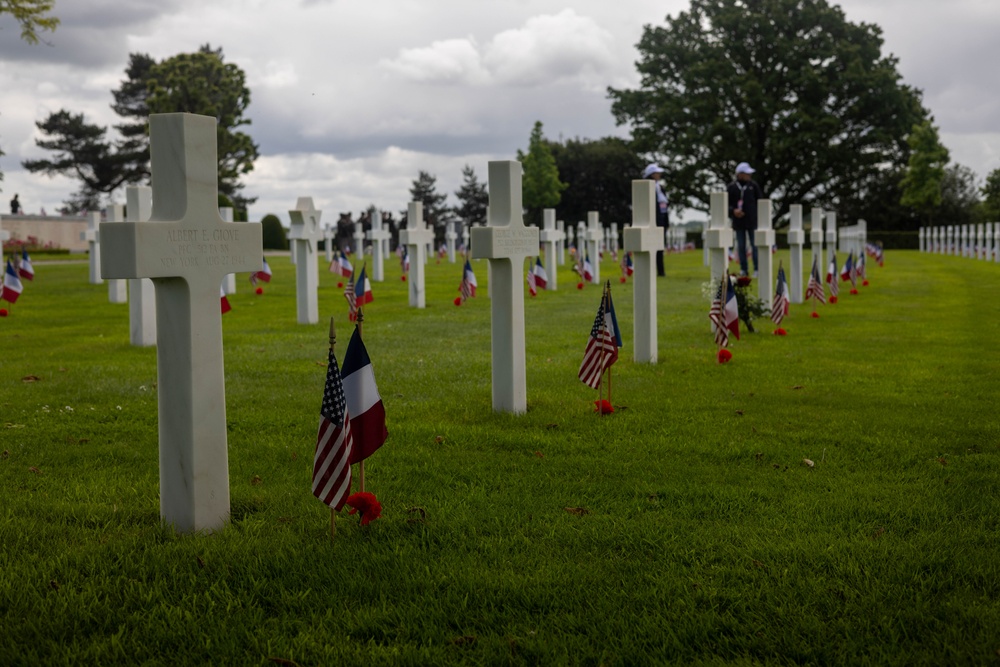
[99, 113, 263, 533]
[471, 161, 539, 414]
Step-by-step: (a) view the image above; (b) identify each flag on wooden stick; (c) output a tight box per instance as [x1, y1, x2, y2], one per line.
[313, 341, 354, 512]
[578, 284, 622, 389]
[342, 325, 387, 464]
[771, 265, 790, 327]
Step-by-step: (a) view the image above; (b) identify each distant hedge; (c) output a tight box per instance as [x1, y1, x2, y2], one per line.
[261, 214, 287, 250]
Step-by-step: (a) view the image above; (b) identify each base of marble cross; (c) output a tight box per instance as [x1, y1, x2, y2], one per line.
[84, 211, 103, 284]
[471, 161, 538, 414]
[809, 208, 824, 285]
[540, 208, 560, 291]
[99, 113, 263, 533]
[706, 192, 733, 285]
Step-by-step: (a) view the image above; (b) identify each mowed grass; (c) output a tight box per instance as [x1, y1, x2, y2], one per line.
[1, 248, 998, 666]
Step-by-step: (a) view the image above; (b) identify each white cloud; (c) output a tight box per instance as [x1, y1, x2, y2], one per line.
[380, 37, 489, 85]
[381, 9, 616, 89]
[483, 9, 616, 88]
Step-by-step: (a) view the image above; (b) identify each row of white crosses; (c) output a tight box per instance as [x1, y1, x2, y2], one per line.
[838, 219, 868, 261]
[919, 223, 999, 261]
[706, 195, 843, 307]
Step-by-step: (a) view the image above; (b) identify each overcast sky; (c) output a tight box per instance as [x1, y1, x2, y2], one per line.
[2, 0, 998, 225]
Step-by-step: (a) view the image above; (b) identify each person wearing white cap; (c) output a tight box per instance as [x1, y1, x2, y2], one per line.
[642, 163, 669, 276]
[727, 162, 764, 277]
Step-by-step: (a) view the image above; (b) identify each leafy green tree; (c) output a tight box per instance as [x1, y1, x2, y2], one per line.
[145, 45, 259, 211]
[1, 0, 58, 44]
[21, 110, 136, 212]
[517, 121, 566, 225]
[980, 168, 1000, 222]
[935, 164, 982, 227]
[608, 0, 926, 223]
[453, 165, 488, 226]
[0, 0, 59, 186]
[900, 120, 949, 224]
[408, 171, 452, 231]
[260, 214, 287, 250]
[548, 136, 644, 228]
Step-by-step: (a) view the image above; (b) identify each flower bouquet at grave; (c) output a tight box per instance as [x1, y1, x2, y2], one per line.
[731, 275, 768, 333]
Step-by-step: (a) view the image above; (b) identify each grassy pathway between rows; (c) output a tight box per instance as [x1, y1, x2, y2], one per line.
[1, 250, 998, 665]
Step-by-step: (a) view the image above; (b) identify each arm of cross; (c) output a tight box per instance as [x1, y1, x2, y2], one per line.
[100, 114, 263, 284]
[624, 180, 665, 252]
[471, 162, 539, 261]
[288, 197, 323, 254]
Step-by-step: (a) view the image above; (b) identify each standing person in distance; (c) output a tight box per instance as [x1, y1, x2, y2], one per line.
[727, 162, 764, 277]
[10, 194, 22, 215]
[642, 163, 669, 277]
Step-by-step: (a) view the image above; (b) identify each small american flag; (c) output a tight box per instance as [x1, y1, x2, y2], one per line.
[312, 347, 354, 511]
[806, 255, 827, 304]
[578, 286, 621, 389]
[771, 266, 790, 325]
[708, 276, 728, 347]
[344, 271, 357, 320]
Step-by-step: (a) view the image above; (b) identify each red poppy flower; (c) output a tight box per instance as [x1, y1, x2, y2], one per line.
[346, 491, 382, 526]
[401, 275, 407, 282]
[0, 309, 7, 317]
[736, 276, 752, 287]
[829, 296, 838, 303]
[773, 327, 787, 336]
[862, 280, 869, 287]
[255, 287, 263, 295]
[594, 399, 614, 414]
[717, 349, 732, 363]
[337, 282, 344, 288]
[454, 296, 462, 306]
[811, 311, 820, 318]
[576, 282, 584, 290]
[619, 276, 626, 283]
[850, 288, 858, 295]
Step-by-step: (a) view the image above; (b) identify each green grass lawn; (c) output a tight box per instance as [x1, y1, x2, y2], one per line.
[1, 249, 998, 666]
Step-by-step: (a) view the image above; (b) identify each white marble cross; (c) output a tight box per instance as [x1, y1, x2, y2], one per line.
[825, 211, 837, 274]
[99, 113, 263, 534]
[105, 204, 128, 303]
[324, 225, 335, 263]
[353, 221, 365, 266]
[624, 180, 664, 363]
[400, 202, 433, 308]
[706, 191, 734, 285]
[220, 207, 237, 295]
[83, 211, 102, 284]
[461, 223, 470, 252]
[471, 161, 538, 414]
[366, 212, 390, 281]
[288, 197, 322, 325]
[755, 200, 775, 309]
[445, 222, 458, 263]
[126, 185, 156, 347]
[610, 225, 619, 255]
[539, 208, 562, 290]
[810, 207, 824, 282]
[977, 224, 986, 260]
[787, 204, 805, 303]
[556, 220, 566, 265]
[585, 212, 603, 284]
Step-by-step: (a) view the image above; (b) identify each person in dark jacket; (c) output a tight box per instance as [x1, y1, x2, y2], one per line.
[642, 163, 669, 276]
[727, 162, 764, 276]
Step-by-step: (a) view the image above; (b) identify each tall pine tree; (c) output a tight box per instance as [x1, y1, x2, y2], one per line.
[408, 171, 453, 232]
[517, 121, 566, 226]
[453, 165, 488, 226]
